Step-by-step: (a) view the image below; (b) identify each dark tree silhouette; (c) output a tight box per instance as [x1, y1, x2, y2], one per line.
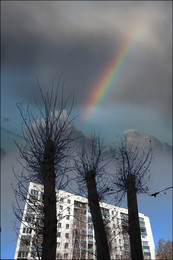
[112, 136, 152, 260]
[75, 136, 111, 260]
[12, 75, 76, 259]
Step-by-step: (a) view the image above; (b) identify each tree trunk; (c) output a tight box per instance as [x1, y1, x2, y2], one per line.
[127, 174, 144, 260]
[41, 139, 57, 260]
[85, 170, 110, 260]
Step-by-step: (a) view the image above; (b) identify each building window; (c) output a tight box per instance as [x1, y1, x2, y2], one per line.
[57, 232, 61, 237]
[64, 243, 69, 248]
[88, 229, 93, 235]
[139, 217, 145, 222]
[82, 230, 86, 236]
[119, 239, 121, 244]
[67, 199, 71, 204]
[101, 207, 110, 221]
[25, 216, 32, 223]
[142, 241, 149, 246]
[67, 207, 70, 213]
[65, 233, 69, 239]
[20, 237, 30, 247]
[40, 192, 44, 200]
[66, 215, 70, 220]
[59, 205, 63, 210]
[141, 232, 147, 238]
[66, 224, 69, 229]
[57, 253, 62, 259]
[57, 242, 60, 248]
[60, 198, 64, 202]
[23, 227, 32, 234]
[18, 251, 28, 257]
[27, 203, 35, 210]
[58, 214, 62, 219]
[31, 189, 38, 195]
[64, 253, 68, 259]
[58, 223, 62, 228]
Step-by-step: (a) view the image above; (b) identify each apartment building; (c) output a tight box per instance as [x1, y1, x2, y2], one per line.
[14, 182, 155, 259]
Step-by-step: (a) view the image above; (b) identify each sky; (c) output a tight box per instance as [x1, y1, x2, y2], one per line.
[1, 1, 172, 259]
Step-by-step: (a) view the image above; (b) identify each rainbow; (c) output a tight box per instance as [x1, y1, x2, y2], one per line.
[83, 28, 146, 122]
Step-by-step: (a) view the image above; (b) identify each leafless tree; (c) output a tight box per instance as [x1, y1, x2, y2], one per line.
[74, 136, 111, 260]
[72, 202, 88, 260]
[156, 238, 173, 260]
[12, 75, 77, 260]
[112, 136, 152, 260]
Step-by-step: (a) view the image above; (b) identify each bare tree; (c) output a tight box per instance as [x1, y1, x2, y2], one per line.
[72, 201, 88, 259]
[12, 75, 76, 259]
[74, 136, 111, 260]
[112, 136, 152, 260]
[156, 238, 173, 260]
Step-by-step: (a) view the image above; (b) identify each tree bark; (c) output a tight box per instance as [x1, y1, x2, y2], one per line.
[41, 139, 57, 260]
[85, 170, 110, 260]
[127, 174, 144, 260]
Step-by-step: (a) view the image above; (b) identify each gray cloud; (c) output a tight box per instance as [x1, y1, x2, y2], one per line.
[1, 1, 172, 120]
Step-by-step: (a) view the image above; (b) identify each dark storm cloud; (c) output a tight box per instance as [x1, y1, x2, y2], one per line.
[1, 1, 118, 69]
[2, 1, 120, 106]
[1, 1, 172, 118]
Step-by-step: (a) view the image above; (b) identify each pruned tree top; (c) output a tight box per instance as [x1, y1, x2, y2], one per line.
[111, 136, 153, 203]
[14, 75, 78, 184]
[74, 136, 111, 200]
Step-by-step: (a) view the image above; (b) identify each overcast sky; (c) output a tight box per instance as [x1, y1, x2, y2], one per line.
[1, 1, 172, 259]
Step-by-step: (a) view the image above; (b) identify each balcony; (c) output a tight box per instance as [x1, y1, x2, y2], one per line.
[140, 226, 146, 232]
[19, 246, 28, 252]
[88, 215, 92, 221]
[121, 220, 128, 227]
[143, 246, 150, 250]
[88, 248, 94, 254]
[139, 217, 145, 223]
[124, 240, 130, 246]
[140, 222, 146, 228]
[141, 231, 147, 237]
[143, 251, 151, 256]
[74, 205, 86, 211]
[88, 230, 93, 236]
[74, 201, 87, 209]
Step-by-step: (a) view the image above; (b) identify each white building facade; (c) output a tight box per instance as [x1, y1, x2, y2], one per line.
[15, 182, 155, 259]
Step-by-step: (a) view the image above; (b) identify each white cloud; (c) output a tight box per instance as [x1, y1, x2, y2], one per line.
[123, 129, 172, 155]
[30, 110, 71, 134]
